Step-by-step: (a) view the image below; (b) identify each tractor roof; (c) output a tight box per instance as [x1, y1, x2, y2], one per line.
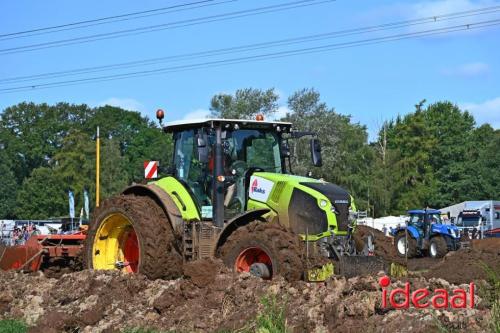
[408, 209, 441, 214]
[164, 118, 293, 133]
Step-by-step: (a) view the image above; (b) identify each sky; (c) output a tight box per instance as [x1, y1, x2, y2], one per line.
[1, 0, 499, 140]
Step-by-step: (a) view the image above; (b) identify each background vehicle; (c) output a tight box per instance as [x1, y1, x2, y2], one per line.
[392, 209, 461, 258]
[85, 113, 385, 281]
[440, 201, 500, 238]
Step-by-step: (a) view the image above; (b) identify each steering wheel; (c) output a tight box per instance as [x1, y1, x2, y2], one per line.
[230, 160, 248, 177]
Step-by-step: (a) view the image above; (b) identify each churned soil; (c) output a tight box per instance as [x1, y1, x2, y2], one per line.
[354, 225, 405, 264]
[0, 266, 494, 333]
[422, 238, 500, 284]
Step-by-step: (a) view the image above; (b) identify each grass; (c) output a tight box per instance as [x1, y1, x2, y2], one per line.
[477, 261, 500, 333]
[0, 319, 28, 333]
[254, 295, 288, 333]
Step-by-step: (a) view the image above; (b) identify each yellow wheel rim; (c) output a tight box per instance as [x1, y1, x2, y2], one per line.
[92, 213, 140, 273]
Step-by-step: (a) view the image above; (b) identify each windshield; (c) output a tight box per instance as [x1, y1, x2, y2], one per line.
[222, 129, 283, 173]
[409, 213, 442, 225]
[458, 217, 481, 227]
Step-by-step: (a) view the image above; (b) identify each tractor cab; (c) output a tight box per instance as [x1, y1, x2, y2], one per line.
[407, 209, 443, 238]
[165, 118, 294, 220]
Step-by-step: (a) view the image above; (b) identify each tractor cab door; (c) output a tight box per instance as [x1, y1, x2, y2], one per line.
[220, 129, 283, 216]
[408, 213, 425, 238]
[173, 129, 212, 213]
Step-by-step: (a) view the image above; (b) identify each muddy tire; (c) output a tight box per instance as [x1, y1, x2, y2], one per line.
[85, 195, 182, 279]
[394, 232, 417, 258]
[429, 236, 448, 258]
[218, 221, 304, 281]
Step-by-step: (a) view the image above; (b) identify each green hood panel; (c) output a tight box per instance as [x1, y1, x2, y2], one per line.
[249, 172, 354, 237]
[252, 172, 322, 185]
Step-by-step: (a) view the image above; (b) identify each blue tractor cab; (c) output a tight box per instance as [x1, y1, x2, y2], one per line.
[392, 209, 461, 258]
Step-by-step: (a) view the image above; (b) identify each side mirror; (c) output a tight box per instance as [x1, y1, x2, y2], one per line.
[310, 138, 322, 167]
[197, 136, 209, 163]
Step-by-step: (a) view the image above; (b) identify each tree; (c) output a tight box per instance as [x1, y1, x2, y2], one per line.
[0, 102, 92, 183]
[15, 167, 68, 219]
[283, 88, 373, 210]
[0, 151, 18, 218]
[374, 100, 495, 214]
[210, 88, 279, 119]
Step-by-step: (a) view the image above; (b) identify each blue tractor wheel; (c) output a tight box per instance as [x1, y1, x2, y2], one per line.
[429, 236, 448, 258]
[394, 232, 417, 258]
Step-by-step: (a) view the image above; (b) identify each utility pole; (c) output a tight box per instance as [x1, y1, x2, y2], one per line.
[96, 126, 100, 208]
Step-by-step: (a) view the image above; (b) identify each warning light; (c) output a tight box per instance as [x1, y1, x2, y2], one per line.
[156, 109, 165, 125]
[256, 114, 264, 121]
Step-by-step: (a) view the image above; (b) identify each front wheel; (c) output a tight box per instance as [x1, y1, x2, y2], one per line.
[394, 232, 417, 258]
[429, 236, 448, 258]
[218, 221, 304, 281]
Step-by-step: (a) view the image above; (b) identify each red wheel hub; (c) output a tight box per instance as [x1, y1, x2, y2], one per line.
[235, 247, 272, 276]
[122, 230, 139, 273]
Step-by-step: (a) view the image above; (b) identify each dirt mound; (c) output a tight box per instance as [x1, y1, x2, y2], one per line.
[354, 225, 404, 264]
[471, 237, 500, 253]
[423, 247, 500, 284]
[0, 266, 494, 333]
[182, 258, 226, 287]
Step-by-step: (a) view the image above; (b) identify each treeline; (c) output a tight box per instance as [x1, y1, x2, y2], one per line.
[0, 103, 170, 219]
[0, 88, 498, 219]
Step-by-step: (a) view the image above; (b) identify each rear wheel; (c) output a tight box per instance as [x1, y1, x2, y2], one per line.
[85, 195, 182, 279]
[394, 232, 417, 258]
[429, 236, 448, 258]
[218, 221, 304, 281]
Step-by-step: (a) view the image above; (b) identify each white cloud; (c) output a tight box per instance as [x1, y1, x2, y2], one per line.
[410, 0, 492, 17]
[460, 97, 500, 128]
[441, 62, 490, 77]
[270, 106, 291, 121]
[98, 97, 145, 112]
[373, 0, 500, 37]
[183, 108, 211, 120]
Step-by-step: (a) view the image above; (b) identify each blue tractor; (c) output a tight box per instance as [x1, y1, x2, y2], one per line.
[392, 209, 461, 258]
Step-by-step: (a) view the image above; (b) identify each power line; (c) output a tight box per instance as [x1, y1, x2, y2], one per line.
[0, 0, 236, 42]
[0, 0, 220, 38]
[1, 18, 498, 94]
[0, 0, 335, 55]
[2, 5, 499, 84]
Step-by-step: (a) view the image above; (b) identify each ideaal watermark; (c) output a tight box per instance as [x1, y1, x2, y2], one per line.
[379, 276, 475, 309]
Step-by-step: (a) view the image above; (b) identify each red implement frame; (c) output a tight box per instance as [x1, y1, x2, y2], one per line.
[0, 234, 86, 272]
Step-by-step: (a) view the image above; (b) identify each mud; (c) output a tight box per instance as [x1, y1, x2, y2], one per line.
[0, 232, 498, 332]
[0, 268, 494, 333]
[354, 225, 405, 264]
[421, 238, 500, 284]
[182, 259, 225, 287]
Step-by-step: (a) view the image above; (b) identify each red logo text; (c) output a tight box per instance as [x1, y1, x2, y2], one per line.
[379, 276, 475, 309]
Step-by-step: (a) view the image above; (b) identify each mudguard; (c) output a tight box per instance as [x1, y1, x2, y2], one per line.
[393, 226, 420, 239]
[214, 208, 270, 253]
[122, 183, 188, 238]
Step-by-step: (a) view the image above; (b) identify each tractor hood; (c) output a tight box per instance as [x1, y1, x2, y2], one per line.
[249, 172, 354, 235]
[431, 223, 461, 239]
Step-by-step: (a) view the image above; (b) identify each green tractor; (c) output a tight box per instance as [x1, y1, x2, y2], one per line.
[85, 113, 384, 281]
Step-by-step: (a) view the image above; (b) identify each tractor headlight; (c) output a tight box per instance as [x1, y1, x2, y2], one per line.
[319, 199, 328, 208]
